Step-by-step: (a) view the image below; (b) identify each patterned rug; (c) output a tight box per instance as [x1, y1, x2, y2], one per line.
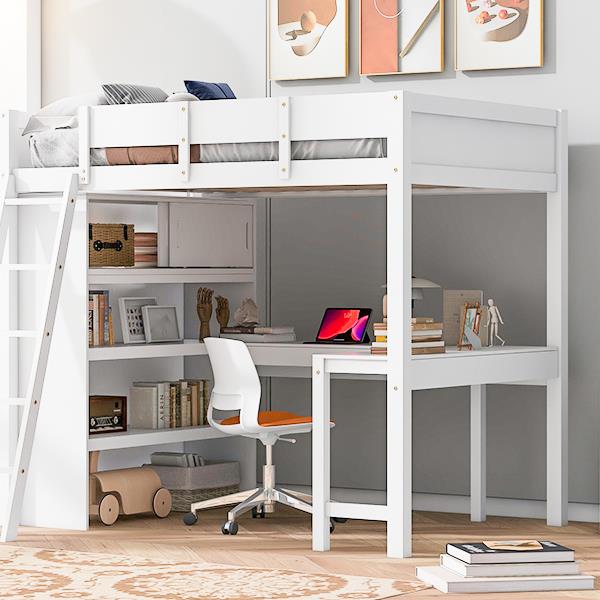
[0, 546, 428, 600]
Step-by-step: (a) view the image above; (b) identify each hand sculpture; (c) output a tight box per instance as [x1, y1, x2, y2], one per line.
[215, 296, 230, 333]
[196, 287, 214, 341]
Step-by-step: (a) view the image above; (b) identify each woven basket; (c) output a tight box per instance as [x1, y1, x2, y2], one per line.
[170, 485, 240, 512]
[89, 224, 134, 267]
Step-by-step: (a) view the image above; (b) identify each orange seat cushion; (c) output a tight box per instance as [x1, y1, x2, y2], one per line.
[220, 410, 314, 428]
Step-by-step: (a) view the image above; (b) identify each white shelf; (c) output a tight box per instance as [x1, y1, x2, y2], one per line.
[88, 267, 255, 285]
[88, 425, 227, 451]
[89, 339, 208, 361]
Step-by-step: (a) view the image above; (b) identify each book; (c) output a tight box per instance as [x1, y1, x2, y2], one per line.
[412, 322, 443, 331]
[412, 340, 445, 349]
[169, 384, 177, 428]
[446, 541, 575, 564]
[412, 346, 445, 355]
[203, 380, 210, 424]
[415, 566, 593, 594]
[92, 294, 99, 346]
[440, 554, 581, 578]
[412, 329, 443, 338]
[190, 382, 199, 427]
[371, 342, 388, 349]
[220, 332, 296, 343]
[411, 317, 434, 324]
[129, 386, 158, 429]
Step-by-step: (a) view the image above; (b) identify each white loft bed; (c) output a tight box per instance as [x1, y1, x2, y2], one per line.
[0, 91, 567, 559]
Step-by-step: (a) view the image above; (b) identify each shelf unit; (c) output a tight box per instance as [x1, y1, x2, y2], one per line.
[88, 425, 228, 452]
[88, 268, 255, 285]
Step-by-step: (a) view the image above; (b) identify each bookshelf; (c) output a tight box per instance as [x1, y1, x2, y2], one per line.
[88, 267, 255, 285]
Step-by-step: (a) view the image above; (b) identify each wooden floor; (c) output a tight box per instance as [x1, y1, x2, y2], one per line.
[10, 508, 600, 598]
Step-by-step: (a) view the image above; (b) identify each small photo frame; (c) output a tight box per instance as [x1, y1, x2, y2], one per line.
[141, 305, 182, 344]
[458, 302, 482, 351]
[118, 297, 157, 344]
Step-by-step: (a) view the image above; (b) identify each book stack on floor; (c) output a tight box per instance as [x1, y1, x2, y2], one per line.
[88, 290, 114, 347]
[134, 232, 158, 268]
[219, 325, 296, 343]
[416, 540, 594, 594]
[412, 317, 445, 355]
[370, 318, 446, 356]
[129, 379, 211, 430]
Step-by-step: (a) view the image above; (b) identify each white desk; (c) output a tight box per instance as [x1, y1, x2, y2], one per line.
[311, 346, 560, 558]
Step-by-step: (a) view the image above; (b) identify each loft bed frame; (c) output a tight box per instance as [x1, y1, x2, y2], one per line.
[0, 90, 567, 558]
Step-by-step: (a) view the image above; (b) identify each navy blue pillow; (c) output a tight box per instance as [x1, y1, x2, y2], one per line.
[184, 81, 236, 101]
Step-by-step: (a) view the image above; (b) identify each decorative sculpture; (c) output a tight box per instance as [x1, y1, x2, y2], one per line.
[234, 298, 259, 326]
[196, 287, 214, 341]
[215, 296, 230, 333]
[486, 298, 506, 347]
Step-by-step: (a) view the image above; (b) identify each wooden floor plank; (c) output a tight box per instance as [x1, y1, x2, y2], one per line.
[9, 508, 600, 598]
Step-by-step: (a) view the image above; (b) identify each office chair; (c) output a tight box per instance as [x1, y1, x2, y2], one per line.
[182, 337, 341, 535]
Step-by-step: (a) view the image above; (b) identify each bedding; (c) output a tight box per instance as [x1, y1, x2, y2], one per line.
[102, 84, 168, 104]
[28, 129, 385, 168]
[184, 81, 236, 100]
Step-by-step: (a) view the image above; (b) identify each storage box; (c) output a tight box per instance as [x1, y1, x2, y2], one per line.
[146, 461, 240, 512]
[89, 223, 135, 267]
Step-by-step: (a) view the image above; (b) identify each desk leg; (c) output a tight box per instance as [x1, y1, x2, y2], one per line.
[470, 384, 487, 522]
[387, 383, 412, 558]
[547, 378, 568, 525]
[312, 356, 330, 551]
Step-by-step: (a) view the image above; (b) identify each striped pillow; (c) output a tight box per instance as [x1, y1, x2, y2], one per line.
[102, 84, 167, 105]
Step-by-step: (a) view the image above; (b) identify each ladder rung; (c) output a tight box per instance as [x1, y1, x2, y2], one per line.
[4, 197, 64, 206]
[1, 264, 49, 271]
[0, 397, 27, 406]
[0, 330, 40, 338]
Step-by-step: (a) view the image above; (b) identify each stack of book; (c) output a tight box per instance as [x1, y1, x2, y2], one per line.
[220, 325, 296, 343]
[134, 232, 158, 268]
[88, 290, 114, 347]
[371, 322, 387, 355]
[412, 317, 445, 355]
[129, 379, 211, 430]
[416, 540, 594, 593]
[370, 318, 446, 356]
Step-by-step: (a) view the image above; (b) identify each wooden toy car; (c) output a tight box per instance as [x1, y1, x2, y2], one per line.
[89, 452, 171, 525]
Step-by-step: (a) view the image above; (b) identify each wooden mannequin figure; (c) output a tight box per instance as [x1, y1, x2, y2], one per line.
[197, 287, 214, 341]
[216, 296, 230, 333]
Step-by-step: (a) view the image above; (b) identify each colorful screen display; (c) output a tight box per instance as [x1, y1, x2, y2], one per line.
[316, 308, 371, 343]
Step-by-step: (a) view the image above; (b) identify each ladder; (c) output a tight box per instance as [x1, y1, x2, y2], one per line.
[0, 173, 78, 542]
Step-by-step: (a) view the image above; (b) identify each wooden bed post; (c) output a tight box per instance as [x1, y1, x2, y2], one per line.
[546, 109, 568, 526]
[386, 92, 413, 558]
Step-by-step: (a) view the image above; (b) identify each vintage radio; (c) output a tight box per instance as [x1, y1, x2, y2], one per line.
[89, 395, 127, 434]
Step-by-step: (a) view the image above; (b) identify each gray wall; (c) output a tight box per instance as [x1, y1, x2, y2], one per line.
[269, 0, 600, 504]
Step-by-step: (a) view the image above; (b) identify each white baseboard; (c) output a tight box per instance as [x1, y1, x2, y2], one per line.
[286, 485, 600, 524]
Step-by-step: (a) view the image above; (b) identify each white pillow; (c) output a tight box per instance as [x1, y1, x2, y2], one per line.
[166, 92, 199, 102]
[23, 92, 108, 136]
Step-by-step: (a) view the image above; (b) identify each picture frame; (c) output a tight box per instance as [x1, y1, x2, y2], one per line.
[360, 0, 444, 76]
[141, 305, 182, 344]
[118, 297, 157, 344]
[457, 302, 482, 350]
[269, 0, 349, 81]
[455, 0, 544, 72]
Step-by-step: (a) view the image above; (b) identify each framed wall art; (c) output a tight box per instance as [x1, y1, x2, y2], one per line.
[141, 305, 182, 344]
[269, 0, 348, 81]
[118, 297, 157, 344]
[360, 0, 444, 76]
[455, 0, 543, 71]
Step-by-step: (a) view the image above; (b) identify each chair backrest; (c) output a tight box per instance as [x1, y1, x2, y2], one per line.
[204, 337, 261, 428]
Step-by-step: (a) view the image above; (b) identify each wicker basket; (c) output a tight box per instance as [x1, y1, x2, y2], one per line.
[145, 461, 241, 512]
[89, 223, 135, 267]
[170, 485, 240, 512]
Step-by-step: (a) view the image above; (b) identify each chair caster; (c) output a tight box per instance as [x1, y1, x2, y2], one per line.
[252, 505, 266, 519]
[183, 512, 198, 526]
[331, 517, 347, 524]
[222, 520, 239, 535]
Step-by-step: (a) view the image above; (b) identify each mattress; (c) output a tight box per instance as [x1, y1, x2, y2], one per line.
[29, 128, 386, 168]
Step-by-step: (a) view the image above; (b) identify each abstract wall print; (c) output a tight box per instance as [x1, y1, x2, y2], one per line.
[456, 0, 543, 71]
[360, 0, 444, 76]
[269, 0, 348, 80]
